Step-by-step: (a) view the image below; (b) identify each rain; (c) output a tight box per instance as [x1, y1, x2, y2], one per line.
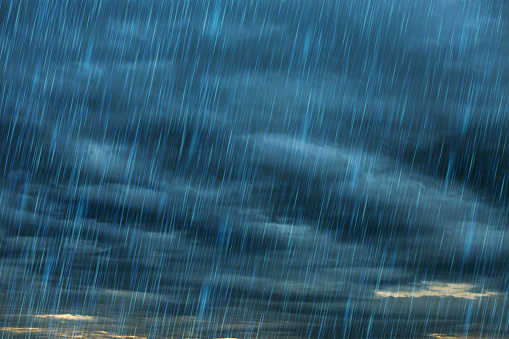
[0, 0, 508, 338]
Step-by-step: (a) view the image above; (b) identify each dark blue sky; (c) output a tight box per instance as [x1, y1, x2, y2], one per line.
[0, 1, 508, 338]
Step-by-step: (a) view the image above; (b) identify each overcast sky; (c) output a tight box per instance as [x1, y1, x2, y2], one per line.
[1, 0, 509, 338]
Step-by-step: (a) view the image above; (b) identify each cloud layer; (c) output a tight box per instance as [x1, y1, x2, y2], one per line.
[1, 0, 508, 338]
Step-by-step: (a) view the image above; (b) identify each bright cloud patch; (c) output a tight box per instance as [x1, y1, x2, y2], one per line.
[376, 282, 498, 300]
[34, 314, 96, 321]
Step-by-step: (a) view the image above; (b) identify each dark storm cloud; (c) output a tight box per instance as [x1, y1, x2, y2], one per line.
[1, 0, 509, 338]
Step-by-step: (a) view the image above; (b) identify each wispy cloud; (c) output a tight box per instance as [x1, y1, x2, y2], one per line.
[0, 327, 46, 334]
[92, 331, 147, 339]
[427, 333, 493, 339]
[428, 334, 461, 339]
[0, 327, 147, 339]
